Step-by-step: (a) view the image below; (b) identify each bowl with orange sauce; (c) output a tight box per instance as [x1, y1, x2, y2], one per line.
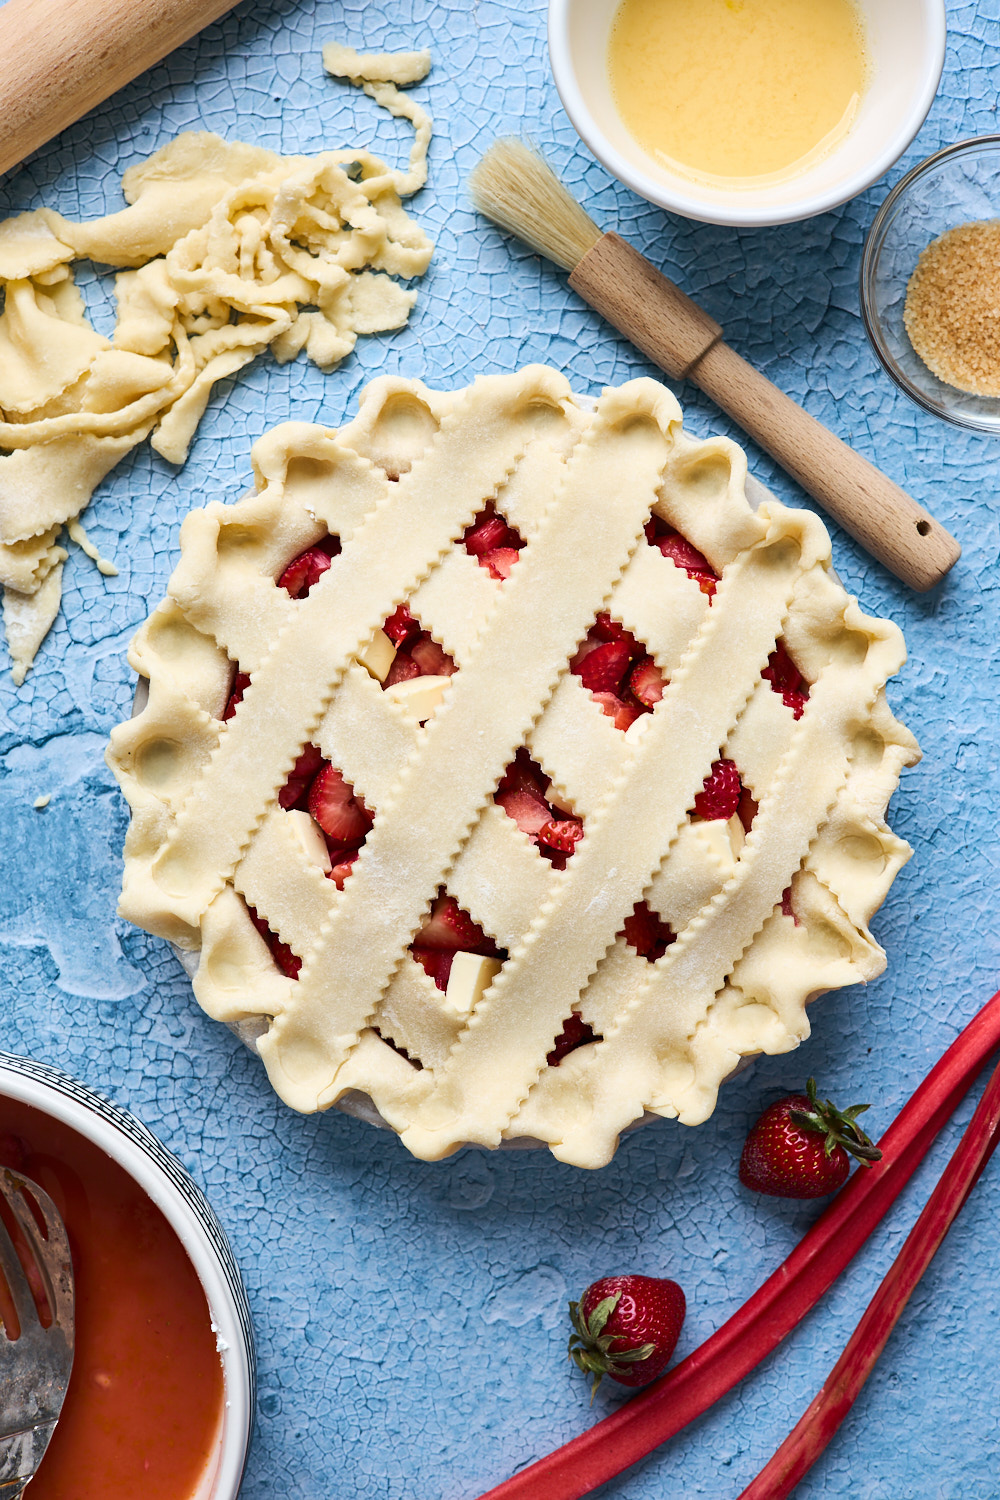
[548, 0, 946, 227]
[0, 1053, 254, 1500]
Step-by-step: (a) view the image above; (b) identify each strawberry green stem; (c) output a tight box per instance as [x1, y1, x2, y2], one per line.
[470, 988, 1000, 1500]
[735, 1048, 1000, 1500]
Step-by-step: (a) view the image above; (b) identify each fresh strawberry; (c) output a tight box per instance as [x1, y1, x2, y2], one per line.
[547, 1011, 598, 1065]
[383, 603, 420, 645]
[416, 895, 495, 954]
[410, 635, 456, 676]
[278, 743, 325, 810]
[621, 900, 675, 961]
[569, 1274, 686, 1397]
[694, 759, 742, 821]
[495, 787, 552, 839]
[538, 817, 585, 855]
[591, 692, 643, 732]
[464, 510, 514, 557]
[278, 536, 340, 598]
[629, 656, 666, 708]
[307, 765, 373, 846]
[655, 529, 715, 578]
[223, 670, 251, 721]
[483, 546, 520, 580]
[739, 1077, 882, 1200]
[576, 638, 634, 695]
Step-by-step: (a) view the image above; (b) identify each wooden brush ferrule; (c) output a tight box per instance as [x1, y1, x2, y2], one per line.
[570, 232, 723, 381]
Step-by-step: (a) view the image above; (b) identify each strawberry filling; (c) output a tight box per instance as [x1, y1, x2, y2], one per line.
[694, 758, 743, 822]
[494, 749, 585, 868]
[547, 1011, 600, 1066]
[571, 618, 666, 732]
[621, 900, 675, 962]
[380, 605, 456, 687]
[462, 502, 525, 581]
[410, 893, 506, 992]
[277, 534, 342, 599]
[763, 639, 810, 719]
[247, 905, 301, 979]
[645, 515, 718, 597]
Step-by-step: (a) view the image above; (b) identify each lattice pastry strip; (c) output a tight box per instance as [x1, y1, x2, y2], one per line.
[108, 367, 919, 1168]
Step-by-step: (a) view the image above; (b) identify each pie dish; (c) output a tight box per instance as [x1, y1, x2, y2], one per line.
[107, 366, 919, 1168]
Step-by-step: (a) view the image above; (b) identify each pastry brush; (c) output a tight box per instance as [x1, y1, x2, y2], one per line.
[469, 139, 960, 593]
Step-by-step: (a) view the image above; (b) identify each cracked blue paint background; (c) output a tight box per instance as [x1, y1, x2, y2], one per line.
[0, 1, 998, 1495]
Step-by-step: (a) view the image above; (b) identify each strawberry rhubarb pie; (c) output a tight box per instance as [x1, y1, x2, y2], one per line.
[108, 367, 919, 1167]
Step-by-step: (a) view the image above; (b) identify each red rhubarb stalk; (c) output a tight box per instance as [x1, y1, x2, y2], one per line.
[736, 1049, 1000, 1500]
[473, 989, 1000, 1500]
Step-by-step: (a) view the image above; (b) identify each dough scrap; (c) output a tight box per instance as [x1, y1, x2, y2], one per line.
[0, 42, 434, 685]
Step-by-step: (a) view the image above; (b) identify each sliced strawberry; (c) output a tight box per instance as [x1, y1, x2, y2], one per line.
[328, 853, 359, 890]
[278, 537, 340, 599]
[593, 612, 628, 642]
[763, 640, 802, 694]
[384, 652, 421, 688]
[278, 743, 326, 810]
[307, 764, 373, 845]
[383, 603, 420, 646]
[416, 895, 493, 954]
[592, 692, 643, 732]
[247, 905, 301, 979]
[410, 635, 456, 677]
[223, 670, 251, 721]
[656, 530, 715, 578]
[780, 886, 798, 923]
[783, 688, 808, 719]
[694, 759, 742, 822]
[497, 749, 550, 799]
[547, 1011, 599, 1066]
[496, 787, 552, 839]
[412, 946, 455, 992]
[483, 546, 520, 580]
[629, 656, 666, 708]
[538, 817, 585, 855]
[621, 900, 675, 962]
[464, 513, 513, 557]
[577, 639, 633, 695]
[738, 786, 759, 832]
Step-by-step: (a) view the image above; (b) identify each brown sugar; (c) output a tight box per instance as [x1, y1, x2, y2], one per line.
[904, 220, 1000, 396]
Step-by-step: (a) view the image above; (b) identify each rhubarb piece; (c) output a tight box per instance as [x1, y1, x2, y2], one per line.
[591, 692, 643, 732]
[483, 546, 520, 580]
[223, 670, 251, 721]
[497, 750, 551, 799]
[496, 787, 553, 840]
[383, 603, 419, 645]
[409, 635, 456, 676]
[471, 989, 1000, 1500]
[384, 653, 422, 688]
[737, 1053, 1000, 1500]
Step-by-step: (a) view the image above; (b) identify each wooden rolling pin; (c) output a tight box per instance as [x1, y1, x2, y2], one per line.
[471, 141, 961, 593]
[0, 0, 240, 181]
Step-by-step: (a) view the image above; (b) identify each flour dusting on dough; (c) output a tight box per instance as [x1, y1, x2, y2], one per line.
[0, 43, 433, 685]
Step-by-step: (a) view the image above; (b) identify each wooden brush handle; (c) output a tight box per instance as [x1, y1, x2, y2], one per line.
[0, 0, 240, 180]
[570, 233, 961, 592]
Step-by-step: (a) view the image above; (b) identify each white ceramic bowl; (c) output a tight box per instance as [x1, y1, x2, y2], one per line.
[0, 1052, 254, 1499]
[548, 0, 947, 227]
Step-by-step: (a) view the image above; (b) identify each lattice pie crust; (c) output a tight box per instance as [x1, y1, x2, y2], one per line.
[108, 367, 919, 1168]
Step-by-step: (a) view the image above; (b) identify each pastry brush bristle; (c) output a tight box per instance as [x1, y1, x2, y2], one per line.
[469, 138, 602, 273]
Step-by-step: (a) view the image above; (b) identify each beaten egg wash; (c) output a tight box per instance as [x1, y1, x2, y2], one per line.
[608, 0, 869, 186]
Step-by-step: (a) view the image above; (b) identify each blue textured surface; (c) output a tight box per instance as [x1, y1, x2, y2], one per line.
[1, 2, 998, 1496]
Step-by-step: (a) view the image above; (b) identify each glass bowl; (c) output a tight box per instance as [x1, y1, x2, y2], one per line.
[861, 135, 1000, 433]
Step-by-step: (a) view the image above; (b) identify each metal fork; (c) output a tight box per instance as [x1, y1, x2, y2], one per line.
[0, 1168, 74, 1497]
